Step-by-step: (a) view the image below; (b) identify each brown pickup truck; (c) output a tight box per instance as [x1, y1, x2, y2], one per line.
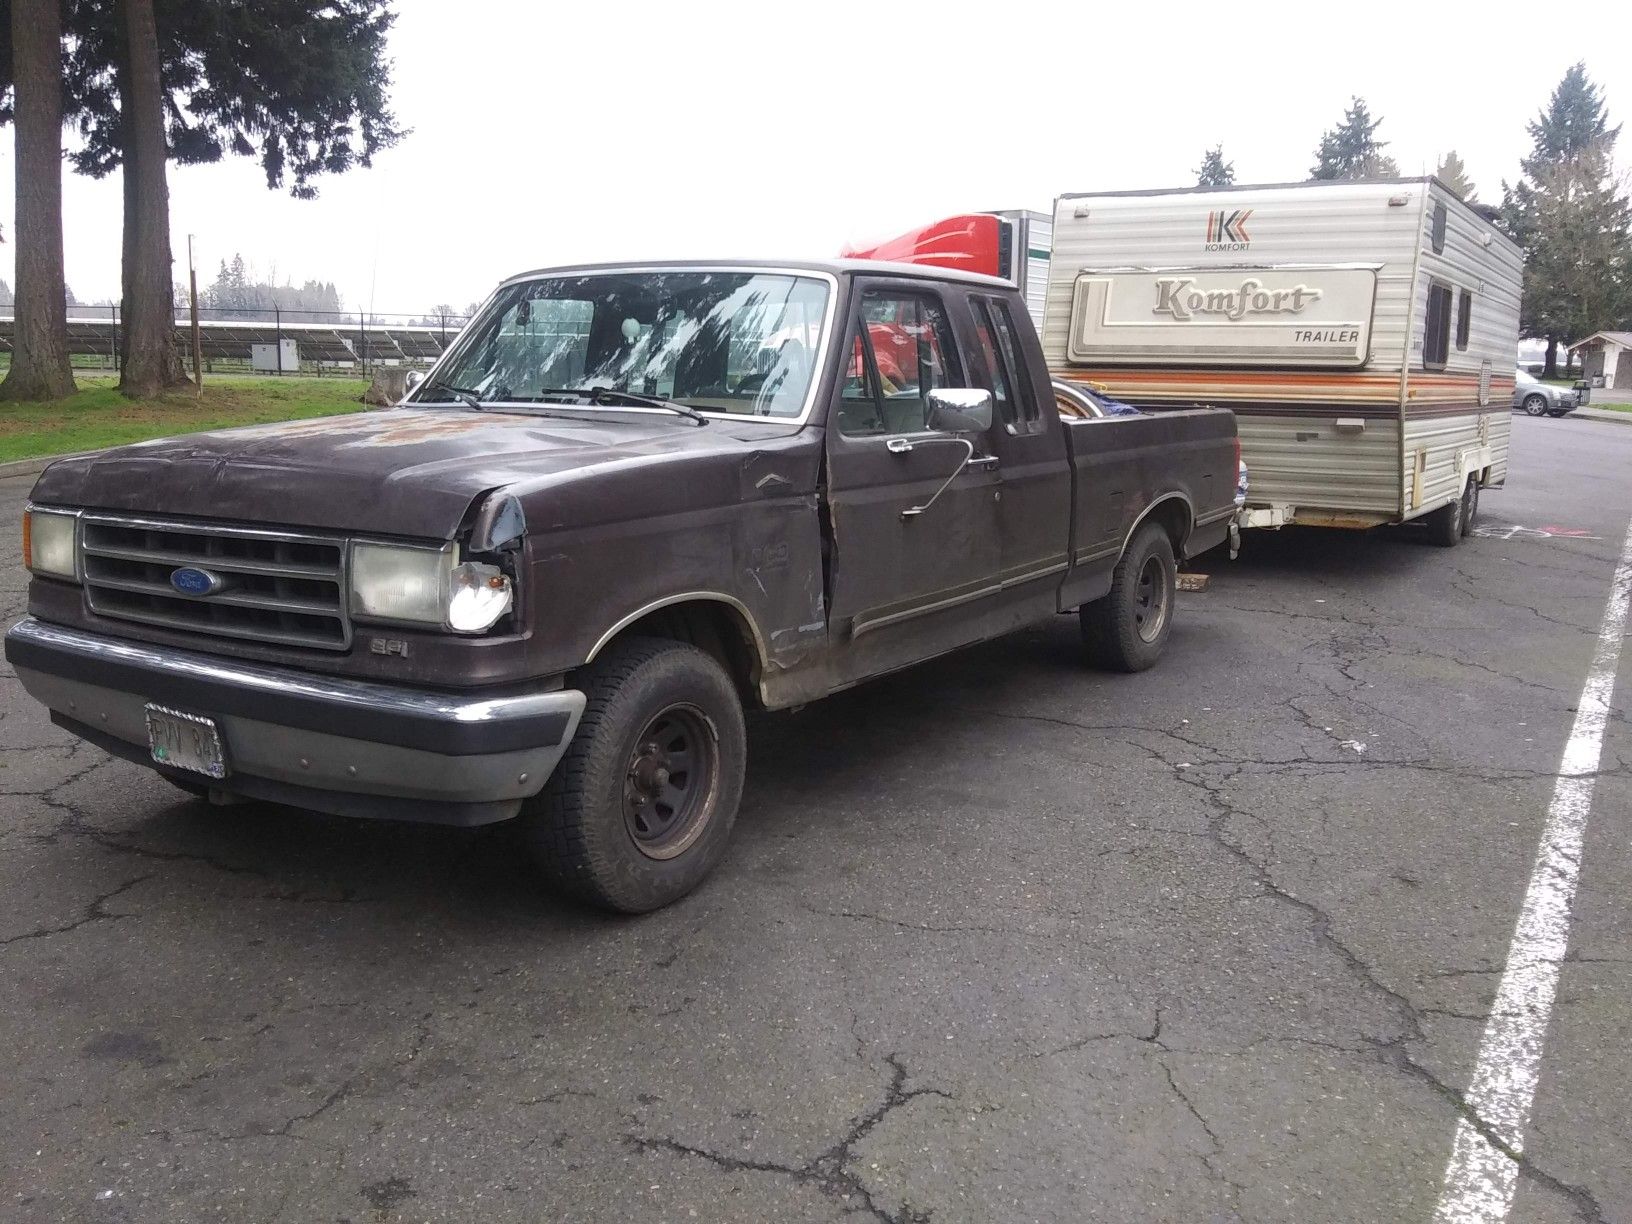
[8, 260, 1239, 911]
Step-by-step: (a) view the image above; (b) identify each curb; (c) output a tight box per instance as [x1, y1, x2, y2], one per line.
[0, 451, 98, 481]
[1574, 408, 1632, 426]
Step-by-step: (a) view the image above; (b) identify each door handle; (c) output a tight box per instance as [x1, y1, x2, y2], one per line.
[966, 455, 1000, 471]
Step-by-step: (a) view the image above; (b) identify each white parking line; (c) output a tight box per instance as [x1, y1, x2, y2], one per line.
[1433, 517, 1632, 1222]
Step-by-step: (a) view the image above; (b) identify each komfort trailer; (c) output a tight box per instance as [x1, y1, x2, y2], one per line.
[1042, 178, 1522, 543]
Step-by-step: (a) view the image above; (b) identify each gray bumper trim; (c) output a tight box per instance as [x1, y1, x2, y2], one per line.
[5, 617, 573, 755]
[7, 617, 586, 824]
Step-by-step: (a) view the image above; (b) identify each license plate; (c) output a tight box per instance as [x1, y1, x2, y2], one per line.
[145, 704, 228, 779]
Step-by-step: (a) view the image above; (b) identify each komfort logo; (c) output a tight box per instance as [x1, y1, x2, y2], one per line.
[1205, 209, 1252, 251]
[1153, 277, 1323, 322]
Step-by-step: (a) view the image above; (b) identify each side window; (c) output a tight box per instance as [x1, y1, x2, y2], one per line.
[988, 300, 1040, 428]
[1423, 281, 1453, 370]
[1430, 202, 1447, 255]
[836, 291, 962, 436]
[969, 300, 1014, 425]
[1455, 289, 1473, 351]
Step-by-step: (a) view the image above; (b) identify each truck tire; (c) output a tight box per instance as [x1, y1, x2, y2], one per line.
[520, 637, 746, 913]
[1080, 521, 1176, 673]
[1423, 491, 1463, 547]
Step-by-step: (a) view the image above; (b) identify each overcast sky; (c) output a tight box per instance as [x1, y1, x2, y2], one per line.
[3, 0, 1631, 316]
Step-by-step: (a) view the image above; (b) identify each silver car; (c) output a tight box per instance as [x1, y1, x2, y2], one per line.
[1512, 367, 1579, 417]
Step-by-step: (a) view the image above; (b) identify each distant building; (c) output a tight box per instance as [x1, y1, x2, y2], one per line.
[1568, 331, 1632, 390]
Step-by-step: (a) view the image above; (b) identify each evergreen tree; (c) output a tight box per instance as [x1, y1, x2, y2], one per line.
[0, 0, 403, 397]
[0, 0, 75, 402]
[116, 0, 189, 396]
[1502, 64, 1632, 375]
[1435, 150, 1477, 201]
[1310, 97, 1400, 181]
[1520, 62, 1620, 178]
[1195, 145, 1235, 188]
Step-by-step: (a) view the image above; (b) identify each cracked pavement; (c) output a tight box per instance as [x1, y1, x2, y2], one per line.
[2, 413, 1630, 1222]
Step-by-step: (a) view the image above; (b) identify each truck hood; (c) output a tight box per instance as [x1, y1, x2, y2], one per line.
[30, 408, 790, 540]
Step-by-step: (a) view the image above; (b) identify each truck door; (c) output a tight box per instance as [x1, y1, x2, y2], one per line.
[823, 280, 1002, 670]
[961, 293, 1072, 619]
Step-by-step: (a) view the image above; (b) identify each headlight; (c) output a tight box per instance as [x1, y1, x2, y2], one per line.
[23, 507, 78, 580]
[348, 541, 513, 634]
[447, 561, 514, 633]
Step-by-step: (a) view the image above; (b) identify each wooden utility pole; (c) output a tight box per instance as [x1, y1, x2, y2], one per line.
[187, 234, 203, 393]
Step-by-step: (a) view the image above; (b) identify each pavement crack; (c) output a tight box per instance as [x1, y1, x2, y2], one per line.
[628, 1052, 948, 1223]
[1384, 1046, 1608, 1224]
[0, 873, 151, 946]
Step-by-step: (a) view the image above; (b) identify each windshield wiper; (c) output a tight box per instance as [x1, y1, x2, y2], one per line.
[419, 380, 486, 411]
[550, 386, 708, 426]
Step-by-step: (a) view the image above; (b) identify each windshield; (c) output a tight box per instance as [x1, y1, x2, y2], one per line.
[1515, 368, 1539, 385]
[413, 270, 831, 419]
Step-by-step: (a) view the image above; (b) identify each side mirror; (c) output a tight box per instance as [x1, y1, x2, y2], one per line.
[405, 370, 426, 392]
[926, 388, 993, 433]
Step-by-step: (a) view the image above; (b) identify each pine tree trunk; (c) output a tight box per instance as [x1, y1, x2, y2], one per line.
[115, 0, 188, 398]
[0, 0, 76, 403]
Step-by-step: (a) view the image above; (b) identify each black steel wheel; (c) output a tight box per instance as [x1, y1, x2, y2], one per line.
[521, 637, 745, 913]
[1081, 520, 1178, 672]
[622, 705, 718, 861]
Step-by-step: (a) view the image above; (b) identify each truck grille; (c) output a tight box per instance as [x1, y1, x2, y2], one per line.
[81, 514, 351, 651]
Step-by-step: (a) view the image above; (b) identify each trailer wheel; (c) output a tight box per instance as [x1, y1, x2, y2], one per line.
[1423, 491, 1464, 548]
[1080, 521, 1176, 672]
[1460, 477, 1480, 537]
[520, 637, 746, 913]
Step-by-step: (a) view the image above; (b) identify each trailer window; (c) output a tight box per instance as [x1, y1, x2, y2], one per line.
[1430, 202, 1447, 255]
[1423, 281, 1453, 370]
[837, 291, 963, 436]
[1455, 289, 1472, 351]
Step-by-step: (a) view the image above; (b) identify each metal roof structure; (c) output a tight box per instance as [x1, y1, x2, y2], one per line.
[0, 316, 461, 365]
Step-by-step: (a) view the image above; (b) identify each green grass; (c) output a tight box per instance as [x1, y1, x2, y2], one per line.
[0, 375, 369, 463]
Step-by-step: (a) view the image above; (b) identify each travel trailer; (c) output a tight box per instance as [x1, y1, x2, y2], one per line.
[849, 180, 1522, 546]
[1040, 179, 1523, 544]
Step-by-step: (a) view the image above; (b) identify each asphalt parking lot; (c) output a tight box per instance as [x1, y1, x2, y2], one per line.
[2, 414, 1629, 1224]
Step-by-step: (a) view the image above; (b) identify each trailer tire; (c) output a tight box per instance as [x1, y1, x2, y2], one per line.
[1423, 492, 1463, 548]
[520, 637, 745, 914]
[1460, 477, 1480, 537]
[1080, 522, 1176, 673]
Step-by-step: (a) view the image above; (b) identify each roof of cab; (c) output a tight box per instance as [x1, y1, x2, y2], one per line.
[497, 258, 1015, 291]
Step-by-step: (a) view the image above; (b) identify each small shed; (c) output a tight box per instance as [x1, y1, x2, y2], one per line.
[1568, 331, 1632, 390]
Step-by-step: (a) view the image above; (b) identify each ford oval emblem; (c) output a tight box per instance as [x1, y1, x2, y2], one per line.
[170, 566, 224, 596]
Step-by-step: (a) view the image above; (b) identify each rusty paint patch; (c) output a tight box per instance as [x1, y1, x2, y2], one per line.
[234, 411, 502, 448]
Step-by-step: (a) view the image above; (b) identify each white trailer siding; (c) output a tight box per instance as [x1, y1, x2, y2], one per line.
[1400, 181, 1521, 514]
[1041, 179, 1520, 527]
[991, 209, 1054, 330]
[1022, 212, 1053, 329]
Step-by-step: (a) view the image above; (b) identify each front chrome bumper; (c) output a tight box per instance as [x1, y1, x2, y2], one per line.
[5, 617, 585, 826]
